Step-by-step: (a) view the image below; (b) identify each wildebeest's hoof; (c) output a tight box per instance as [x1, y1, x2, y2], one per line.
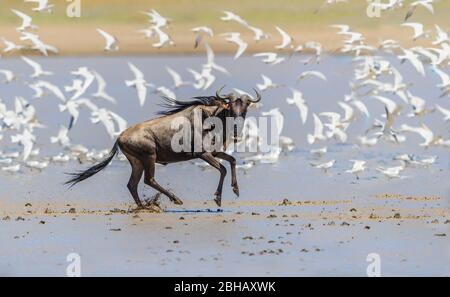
[214, 196, 222, 207]
[172, 197, 184, 205]
[232, 185, 240, 197]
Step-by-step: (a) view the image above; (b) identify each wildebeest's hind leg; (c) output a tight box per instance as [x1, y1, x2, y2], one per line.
[200, 153, 227, 207]
[142, 154, 184, 205]
[122, 151, 144, 209]
[213, 152, 239, 197]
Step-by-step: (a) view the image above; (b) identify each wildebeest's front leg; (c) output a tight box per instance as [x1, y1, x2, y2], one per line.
[213, 152, 239, 197]
[143, 154, 183, 205]
[200, 153, 227, 207]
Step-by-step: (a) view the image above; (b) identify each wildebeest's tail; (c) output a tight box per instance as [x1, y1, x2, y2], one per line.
[65, 140, 119, 188]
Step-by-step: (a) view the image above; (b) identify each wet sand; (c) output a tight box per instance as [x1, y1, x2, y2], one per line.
[1, 191, 449, 276]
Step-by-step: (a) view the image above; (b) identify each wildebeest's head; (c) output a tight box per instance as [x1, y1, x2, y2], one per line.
[215, 86, 262, 119]
[215, 86, 262, 143]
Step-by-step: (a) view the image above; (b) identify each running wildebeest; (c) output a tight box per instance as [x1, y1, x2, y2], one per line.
[65, 88, 261, 209]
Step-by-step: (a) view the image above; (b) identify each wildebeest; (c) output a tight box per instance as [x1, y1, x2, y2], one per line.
[66, 87, 261, 209]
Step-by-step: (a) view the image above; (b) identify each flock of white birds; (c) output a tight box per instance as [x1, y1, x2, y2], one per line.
[0, 0, 449, 181]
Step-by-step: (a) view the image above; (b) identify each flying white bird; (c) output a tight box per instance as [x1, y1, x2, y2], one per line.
[50, 125, 71, 147]
[405, 0, 435, 21]
[401, 22, 430, 41]
[11, 129, 35, 161]
[398, 48, 425, 76]
[274, 26, 293, 50]
[92, 71, 116, 104]
[1, 37, 24, 53]
[435, 105, 450, 122]
[166, 67, 190, 89]
[21, 56, 53, 78]
[0, 69, 16, 83]
[400, 123, 440, 147]
[20, 32, 58, 56]
[191, 26, 214, 49]
[11, 9, 38, 31]
[298, 71, 327, 82]
[221, 32, 248, 59]
[220, 11, 248, 26]
[97, 28, 119, 51]
[286, 89, 308, 124]
[151, 26, 175, 48]
[125, 62, 152, 106]
[25, 0, 54, 13]
[253, 52, 286, 65]
[307, 114, 326, 144]
[256, 75, 282, 92]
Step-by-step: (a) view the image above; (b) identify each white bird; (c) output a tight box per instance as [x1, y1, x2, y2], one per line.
[398, 48, 425, 76]
[97, 28, 119, 51]
[246, 25, 269, 42]
[220, 32, 248, 59]
[21, 56, 53, 78]
[377, 165, 406, 179]
[307, 114, 326, 144]
[70, 67, 95, 100]
[92, 70, 116, 103]
[298, 71, 327, 82]
[256, 75, 282, 92]
[19, 32, 58, 56]
[435, 105, 450, 122]
[1, 37, 24, 53]
[26, 160, 49, 171]
[11, 9, 38, 31]
[91, 109, 127, 139]
[405, 0, 435, 21]
[125, 62, 152, 106]
[220, 11, 248, 26]
[0, 69, 16, 83]
[191, 26, 213, 49]
[25, 0, 54, 13]
[253, 52, 286, 65]
[401, 22, 430, 41]
[346, 160, 367, 179]
[274, 26, 293, 50]
[1, 164, 21, 173]
[11, 129, 35, 161]
[261, 108, 284, 137]
[431, 67, 450, 89]
[30, 80, 66, 102]
[310, 146, 327, 157]
[151, 26, 175, 48]
[204, 43, 229, 75]
[432, 25, 449, 45]
[358, 136, 378, 147]
[143, 9, 171, 28]
[400, 123, 440, 147]
[166, 67, 190, 89]
[310, 159, 336, 172]
[50, 125, 71, 147]
[286, 89, 308, 124]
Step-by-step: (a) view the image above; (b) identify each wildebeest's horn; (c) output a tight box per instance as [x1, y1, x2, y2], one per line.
[249, 88, 262, 103]
[216, 85, 227, 100]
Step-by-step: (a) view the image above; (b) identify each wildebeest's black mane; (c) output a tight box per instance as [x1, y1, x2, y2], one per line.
[157, 96, 219, 115]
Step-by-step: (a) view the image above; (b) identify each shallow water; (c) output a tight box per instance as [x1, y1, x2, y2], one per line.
[0, 55, 449, 276]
